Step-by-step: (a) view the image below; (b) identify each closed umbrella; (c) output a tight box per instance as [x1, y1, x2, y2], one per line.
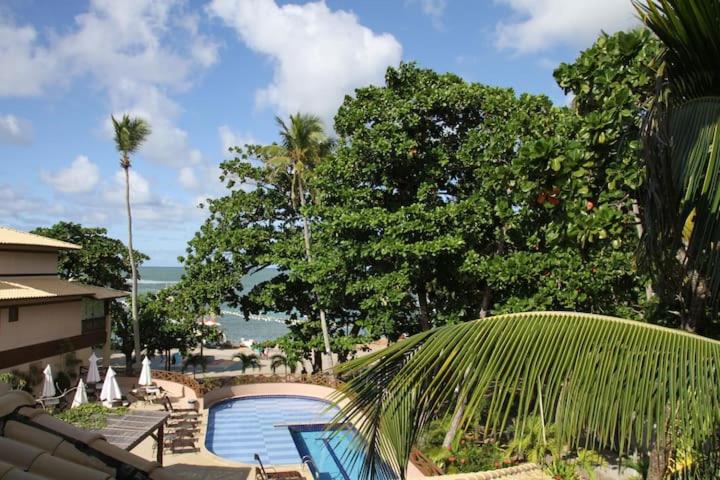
[41, 365, 55, 398]
[71, 380, 88, 408]
[86, 352, 101, 384]
[138, 356, 153, 386]
[99, 367, 121, 407]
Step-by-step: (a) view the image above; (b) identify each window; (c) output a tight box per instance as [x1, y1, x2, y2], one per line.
[81, 298, 105, 333]
[8, 306, 18, 322]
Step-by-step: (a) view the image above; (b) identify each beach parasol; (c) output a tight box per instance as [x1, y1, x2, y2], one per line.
[99, 367, 121, 406]
[86, 352, 101, 384]
[71, 380, 88, 408]
[41, 365, 55, 398]
[138, 356, 153, 386]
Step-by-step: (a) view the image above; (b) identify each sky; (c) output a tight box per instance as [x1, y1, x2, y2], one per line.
[1, 0, 639, 265]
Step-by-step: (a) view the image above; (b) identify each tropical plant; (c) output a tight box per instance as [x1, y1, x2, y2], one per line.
[270, 353, 299, 376]
[335, 312, 720, 480]
[0, 373, 27, 391]
[504, 415, 556, 464]
[262, 113, 334, 367]
[636, 0, 720, 334]
[56, 403, 128, 430]
[111, 114, 151, 373]
[181, 353, 207, 378]
[232, 352, 260, 373]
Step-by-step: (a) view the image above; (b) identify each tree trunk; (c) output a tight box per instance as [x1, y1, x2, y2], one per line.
[417, 282, 431, 331]
[647, 444, 669, 480]
[479, 287, 492, 319]
[124, 163, 141, 374]
[442, 397, 466, 449]
[298, 179, 333, 368]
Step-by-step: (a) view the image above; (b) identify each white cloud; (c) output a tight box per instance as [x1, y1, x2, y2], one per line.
[407, 0, 447, 28]
[495, 0, 638, 54]
[0, 0, 218, 166]
[40, 155, 100, 194]
[105, 169, 153, 205]
[218, 125, 257, 154]
[178, 166, 199, 190]
[207, 0, 402, 122]
[0, 113, 32, 144]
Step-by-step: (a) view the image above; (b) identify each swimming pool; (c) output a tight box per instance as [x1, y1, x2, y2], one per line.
[205, 395, 391, 480]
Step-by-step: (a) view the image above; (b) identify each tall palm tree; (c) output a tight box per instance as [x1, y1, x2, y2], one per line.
[262, 113, 334, 368]
[112, 114, 151, 372]
[638, 0, 720, 333]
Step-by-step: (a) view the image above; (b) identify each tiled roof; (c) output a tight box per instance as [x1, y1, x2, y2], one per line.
[0, 227, 80, 250]
[0, 277, 129, 301]
[0, 390, 177, 479]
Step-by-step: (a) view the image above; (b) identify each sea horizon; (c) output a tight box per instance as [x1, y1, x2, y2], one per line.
[138, 265, 289, 343]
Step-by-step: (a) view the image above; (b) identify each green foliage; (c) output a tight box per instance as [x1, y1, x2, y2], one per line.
[0, 373, 27, 391]
[505, 416, 555, 464]
[31, 221, 148, 290]
[545, 460, 579, 480]
[182, 354, 208, 377]
[55, 403, 128, 430]
[335, 311, 720, 480]
[636, 0, 720, 333]
[111, 115, 151, 160]
[232, 353, 260, 373]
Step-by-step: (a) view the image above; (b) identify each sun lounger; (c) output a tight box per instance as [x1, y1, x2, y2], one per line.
[254, 454, 304, 480]
[165, 436, 199, 454]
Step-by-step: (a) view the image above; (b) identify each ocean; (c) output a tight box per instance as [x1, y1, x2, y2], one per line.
[138, 266, 290, 343]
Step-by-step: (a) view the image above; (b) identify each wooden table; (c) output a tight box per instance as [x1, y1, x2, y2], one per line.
[97, 410, 170, 464]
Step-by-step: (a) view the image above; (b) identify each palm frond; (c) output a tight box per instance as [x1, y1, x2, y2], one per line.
[333, 311, 720, 480]
[111, 114, 151, 157]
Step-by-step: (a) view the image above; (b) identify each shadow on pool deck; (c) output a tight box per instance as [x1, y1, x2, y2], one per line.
[164, 463, 252, 480]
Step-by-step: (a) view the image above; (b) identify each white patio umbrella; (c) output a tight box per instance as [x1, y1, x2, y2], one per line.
[99, 367, 121, 407]
[71, 380, 88, 408]
[41, 365, 55, 398]
[86, 352, 101, 384]
[138, 356, 153, 386]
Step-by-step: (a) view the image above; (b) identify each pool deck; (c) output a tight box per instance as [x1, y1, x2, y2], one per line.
[124, 379, 548, 480]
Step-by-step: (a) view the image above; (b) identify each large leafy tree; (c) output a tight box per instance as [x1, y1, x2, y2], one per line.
[111, 114, 151, 371]
[313, 63, 646, 342]
[31, 221, 148, 290]
[335, 10, 720, 480]
[261, 113, 335, 367]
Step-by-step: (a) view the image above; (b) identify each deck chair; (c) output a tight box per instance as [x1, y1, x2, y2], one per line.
[162, 396, 199, 419]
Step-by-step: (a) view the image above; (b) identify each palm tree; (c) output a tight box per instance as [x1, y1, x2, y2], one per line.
[637, 0, 720, 333]
[270, 353, 300, 376]
[334, 3, 720, 480]
[262, 113, 334, 368]
[335, 312, 720, 480]
[232, 352, 260, 373]
[112, 114, 151, 372]
[181, 353, 207, 379]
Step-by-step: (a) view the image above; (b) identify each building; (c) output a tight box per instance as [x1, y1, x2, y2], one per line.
[0, 226, 127, 375]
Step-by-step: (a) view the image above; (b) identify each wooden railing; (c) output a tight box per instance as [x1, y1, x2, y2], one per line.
[410, 448, 444, 476]
[151, 369, 205, 396]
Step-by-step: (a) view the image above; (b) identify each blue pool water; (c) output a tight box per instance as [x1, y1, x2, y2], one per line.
[205, 396, 337, 465]
[205, 396, 393, 480]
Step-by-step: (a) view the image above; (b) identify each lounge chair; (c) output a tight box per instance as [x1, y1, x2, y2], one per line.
[165, 436, 199, 454]
[162, 396, 199, 419]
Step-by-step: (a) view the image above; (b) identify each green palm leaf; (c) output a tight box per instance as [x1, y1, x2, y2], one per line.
[334, 311, 720, 479]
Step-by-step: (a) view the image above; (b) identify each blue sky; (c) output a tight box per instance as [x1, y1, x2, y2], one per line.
[1, 0, 638, 265]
